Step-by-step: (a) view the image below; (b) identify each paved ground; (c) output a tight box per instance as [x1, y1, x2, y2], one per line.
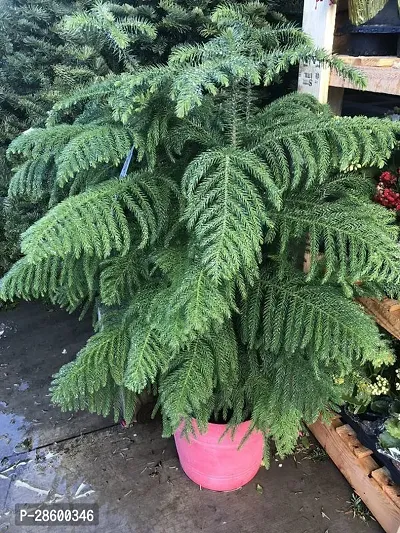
[0, 302, 383, 533]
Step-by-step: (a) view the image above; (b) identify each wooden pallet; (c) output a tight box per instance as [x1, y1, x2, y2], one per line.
[309, 416, 400, 533]
[330, 55, 400, 97]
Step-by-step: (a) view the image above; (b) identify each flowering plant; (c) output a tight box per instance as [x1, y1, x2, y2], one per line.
[346, 353, 400, 450]
[350, 368, 398, 409]
[374, 168, 400, 211]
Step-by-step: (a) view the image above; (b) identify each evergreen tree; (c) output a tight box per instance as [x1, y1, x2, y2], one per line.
[2, 1, 400, 456]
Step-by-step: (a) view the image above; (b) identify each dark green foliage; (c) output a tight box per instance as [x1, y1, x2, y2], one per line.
[0, 0, 229, 274]
[269, 187, 400, 285]
[248, 273, 391, 366]
[2, 1, 400, 456]
[0, 0, 71, 145]
[0, 0, 74, 274]
[0, 254, 99, 312]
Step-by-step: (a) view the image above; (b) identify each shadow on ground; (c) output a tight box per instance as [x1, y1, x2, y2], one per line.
[0, 302, 384, 533]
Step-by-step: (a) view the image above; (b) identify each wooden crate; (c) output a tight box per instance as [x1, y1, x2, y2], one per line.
[309, 416, 400, 533]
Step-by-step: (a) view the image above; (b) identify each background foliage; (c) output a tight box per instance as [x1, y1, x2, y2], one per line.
[1, 0, 259, 274]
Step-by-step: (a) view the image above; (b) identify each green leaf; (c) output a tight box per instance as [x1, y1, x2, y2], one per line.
[379, 430, 400, 449]
[270, 194, 400, 285]
[55, 125, 135, 186]
[124, 323, 170, 393]
[370, 399, 391, 416]
[51, 322, 130, 410]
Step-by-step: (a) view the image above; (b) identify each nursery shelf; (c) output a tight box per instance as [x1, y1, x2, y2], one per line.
[309, 415, 400, 533]
[330, 55, 400, 96]
[358, 298, 400, 340]
[298, 0, 400, 111]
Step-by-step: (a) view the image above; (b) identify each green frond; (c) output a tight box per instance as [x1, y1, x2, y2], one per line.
[258, 272, 391, 368]
[55, 125, 135, 186]
[239, 276, 263, 349]
[54, 379, 138, 423]
[149, 249, 235, 348]
[270, 195, 400, 284]
[7, 124, 85, 161]
[124, 322, 171, 393]
[100, 249, 146, 306]
[262, 45, 366, 89]
[211, 1, 274, 28]
[170, 55, 261, 118]
[158, 337, 216, 433]
[183, 147, 280, 282]
[20, 174, 173, 261]
[48, 76, 118, 122]
[0, 254, 99, 312]
[166, 111, 225, 156]
[62, 1, 156, 52]
[119, 16, 157, 39]
[51, 322, 131, 410]
[248, 352, 340, 456]
[251, 109, 396, 191]
[159, 320, 240, 435]
[8, 159, 52, 200]
[213, 321, 239, 391]
[66, 166, 113, 198]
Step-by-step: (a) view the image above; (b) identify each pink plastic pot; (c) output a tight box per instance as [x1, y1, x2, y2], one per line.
[174, 419, 263, 491]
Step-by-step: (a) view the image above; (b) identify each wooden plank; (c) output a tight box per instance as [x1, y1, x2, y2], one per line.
[309, 418, 400, 533]
[304, 249, 400, 337]
[338, 55, 399, 68]
[336, 424, 374, 458]
[385, 299, 400, 313]
[358, 454, 381, 476]
[336, 423, 357, 437]
[330, 62, 400, 96]
[358, 298, 400, 340]
[298, 0, 338, 102]
[372, 468, 400, 508]
[331, 415, 343, 429]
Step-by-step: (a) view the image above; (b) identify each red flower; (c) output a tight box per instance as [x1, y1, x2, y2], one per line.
[373, 179, 400, 210]
[380, 171, 397, 186]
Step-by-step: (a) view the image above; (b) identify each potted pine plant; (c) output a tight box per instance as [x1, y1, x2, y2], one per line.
[2, 2, 400, 490]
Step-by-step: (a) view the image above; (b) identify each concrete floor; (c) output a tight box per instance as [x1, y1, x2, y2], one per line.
[0, 302, 384, 533]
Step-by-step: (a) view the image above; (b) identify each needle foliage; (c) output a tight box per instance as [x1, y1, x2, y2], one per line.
[2, 1, 400, 456]
[0, 0, 234, 274]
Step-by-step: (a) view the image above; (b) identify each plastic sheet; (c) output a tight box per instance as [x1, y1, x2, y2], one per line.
[342, 405, 400, 484]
